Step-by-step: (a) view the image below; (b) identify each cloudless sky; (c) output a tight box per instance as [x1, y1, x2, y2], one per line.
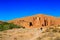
[0, 0, 60, 21]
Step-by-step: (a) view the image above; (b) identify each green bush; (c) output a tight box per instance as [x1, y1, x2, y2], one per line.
[2, 24, 10, 30]
[9, 23, 20, 29]
[0, 24, 10, 31]
[0, 21, 24, 31]
[0, 24, 3, 31]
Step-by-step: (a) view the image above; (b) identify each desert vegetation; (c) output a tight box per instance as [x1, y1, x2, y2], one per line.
[0, 21, 25, 31]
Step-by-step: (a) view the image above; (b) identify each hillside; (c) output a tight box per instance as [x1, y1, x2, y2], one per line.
[9, 14, 60, 28]
[0, 14, 60, 40]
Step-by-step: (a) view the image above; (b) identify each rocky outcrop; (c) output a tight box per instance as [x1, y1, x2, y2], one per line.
[8, 14, 60, 28]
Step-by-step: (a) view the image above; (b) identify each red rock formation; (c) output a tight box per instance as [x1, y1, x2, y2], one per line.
[8, 14, 60, 28]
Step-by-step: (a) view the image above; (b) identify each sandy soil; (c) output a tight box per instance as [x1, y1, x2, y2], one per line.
[0, 27, 60, 40]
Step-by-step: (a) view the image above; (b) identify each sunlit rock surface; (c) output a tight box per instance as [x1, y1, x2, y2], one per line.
[9, 14, 60, 28]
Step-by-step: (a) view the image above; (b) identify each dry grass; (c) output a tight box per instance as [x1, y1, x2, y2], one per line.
[0, 26, 60, 40]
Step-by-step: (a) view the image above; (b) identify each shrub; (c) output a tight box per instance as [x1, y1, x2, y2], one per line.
[0, 24, 3, 31]
[9, 24, 20, 29]
[2, 24, 10, 30]
[0, 21, 24, 31]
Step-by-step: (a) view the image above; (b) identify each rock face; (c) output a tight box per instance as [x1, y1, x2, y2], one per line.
[9, 14, 60, 28]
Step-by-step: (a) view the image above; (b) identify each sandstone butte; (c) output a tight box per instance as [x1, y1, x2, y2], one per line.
[8, 14, 60, 28]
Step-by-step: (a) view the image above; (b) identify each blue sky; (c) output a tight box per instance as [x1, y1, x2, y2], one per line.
[0, 0, 60, 21]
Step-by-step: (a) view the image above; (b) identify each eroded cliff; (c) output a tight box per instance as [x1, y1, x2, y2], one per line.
[8, 14, 60, 28]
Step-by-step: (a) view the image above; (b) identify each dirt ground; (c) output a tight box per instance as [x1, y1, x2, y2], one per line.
[0, 26, 60, 40]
